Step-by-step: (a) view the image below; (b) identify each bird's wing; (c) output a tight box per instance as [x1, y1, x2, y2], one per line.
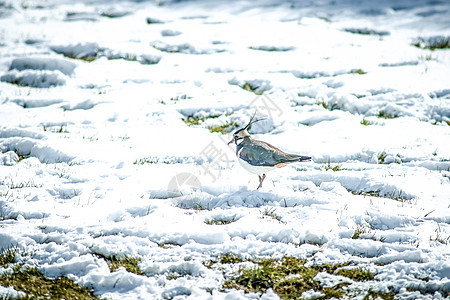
[239, 140, 310, 167]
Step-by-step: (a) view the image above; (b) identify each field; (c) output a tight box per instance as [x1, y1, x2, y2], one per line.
[0, 0, 449, 299]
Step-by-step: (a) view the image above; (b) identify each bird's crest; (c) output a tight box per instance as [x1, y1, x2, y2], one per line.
[240, 110, 265, 133]
[229, 111, 266, 145]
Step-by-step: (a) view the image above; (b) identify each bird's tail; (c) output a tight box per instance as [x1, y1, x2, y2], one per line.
[296, 155, 312, 162]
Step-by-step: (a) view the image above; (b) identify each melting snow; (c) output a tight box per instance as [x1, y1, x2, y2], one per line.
[0, 0, 449, 299]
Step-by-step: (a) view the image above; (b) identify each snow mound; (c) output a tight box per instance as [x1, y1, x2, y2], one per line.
[139, 54, 162, 65]
[100, 9, 131, 19]
[10, 98, 64, 108]
[177, 190, 290, 210]
[379, 61, 419, 67]
[0, 151, 19, 165]
[60, 99, 99, 111]
[412, 35, 450, 50]
[344, 27, 390, 36]
[9, 57, 77, 75]
[294, 172, 416, 200]
[429, 89, 450, 99]
[151, 41, 225, 54]
[161, 29, 182, 37]
[313, 90, 450, 121]
[50, 43, 162, 65]
[249, 45, 295, 51]
[146, 17, 165, 24]
[137, 155, 207, 165]
[0, 137, 74, 163]
[161, 286, 191, 299]
[228, 77, 272, 94]
[0, 128, 45, 139]
[65, 11, 99, 22]
[0, 200, 50, 220]
[103, 50, 161, 64]
[289, 69, 354, 79]
[51, 42, 101, 61]
[0, 70, 67, 88]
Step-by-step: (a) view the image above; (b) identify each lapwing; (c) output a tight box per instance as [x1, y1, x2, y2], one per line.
[228, 112, 311, 189]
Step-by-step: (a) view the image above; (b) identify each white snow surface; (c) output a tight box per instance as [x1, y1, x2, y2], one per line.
[0, 0, 449, 299]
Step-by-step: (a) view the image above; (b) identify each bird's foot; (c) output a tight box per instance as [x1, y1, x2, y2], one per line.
[256, 174, 266, 190]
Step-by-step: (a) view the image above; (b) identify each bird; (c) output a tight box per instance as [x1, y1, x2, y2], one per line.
[228, 112, 311, 189]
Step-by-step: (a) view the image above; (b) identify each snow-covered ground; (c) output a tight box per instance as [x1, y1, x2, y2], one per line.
[1, 0, 449, 299]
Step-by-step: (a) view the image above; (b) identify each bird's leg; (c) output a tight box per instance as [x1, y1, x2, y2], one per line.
[257, 175, 262, 190]
[257, 174, 266, 190]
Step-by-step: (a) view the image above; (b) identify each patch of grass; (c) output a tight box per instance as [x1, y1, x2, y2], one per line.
[363, 289, 395, 300]
[43, 125, 69, 133]
[118, 134, 130, 141]
[378, 151, 387, 164]
[430, 224, 450, 245]
[386, 190, 408, 202]
[353, 190, 409, 204]
[157, 242, 182, 249]
[242, 82, 263, 95]
[170, 94, 191, 102]
[349, 68, 367, 75]
[350, 223, 386, 242]
[361, 118, 373, 126]
[205, 216, 238, 225]
[0, 247, 98, 299]
[134, 157, 159, 164]
[208, 121, 238, 134]
[133, 156, 176, 165]
[336, 268, 375, 281]
[224, 259, 281, 293]
[64, 54, 97, 62]
[220, 253, 243, 264]
[344, 28, 389, 37]
[419, 53, 436, 61]
[324, 161, 344, 171]
[14, 150, 25, 162]
[94, 253, 143, 275]
[378, 111, 398, 119]
[0, 248, 18, 268]
[182, 113, 236, 134]
[82, 135, 99, 142]
[317, 100, 340, 111]
[261, 207, 283, 223]
[193, 203, 210, 210]
[109, 256, 142, 275]
[205, 253, 243, 269]
[6, 179, 43, 189]
[166, 273, 183, 280]
[182, 116, 205, 126]
[0, 266, 99, 299]
[352, 224, 371, 239]
[223, 257, 359, 299]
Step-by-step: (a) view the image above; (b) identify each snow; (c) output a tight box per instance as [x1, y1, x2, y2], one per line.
[0, 0, 450, 299]
[9, 57, 77, 75]
[51, 43, 101, 61]
[0, 70, 68, 88]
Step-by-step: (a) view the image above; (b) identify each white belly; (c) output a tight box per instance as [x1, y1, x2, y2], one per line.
[237, 157, 276, 175]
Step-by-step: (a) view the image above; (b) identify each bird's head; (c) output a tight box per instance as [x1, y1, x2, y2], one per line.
[228, 111, 265, 145]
